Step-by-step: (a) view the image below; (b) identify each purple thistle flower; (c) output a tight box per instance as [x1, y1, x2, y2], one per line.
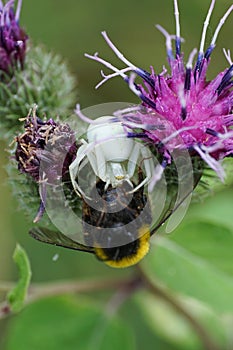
[0, 0, 27, 74]
[86, 0, 233, 182]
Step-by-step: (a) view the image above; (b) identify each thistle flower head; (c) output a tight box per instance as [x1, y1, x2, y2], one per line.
[15, 106, 78, 222]
[86, 0, 233, 182]
[15, 107, 77, 182]
[0, 0, 27, 74]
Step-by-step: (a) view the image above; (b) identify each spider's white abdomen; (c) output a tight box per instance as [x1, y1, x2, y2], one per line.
[87, 116, 134, 162]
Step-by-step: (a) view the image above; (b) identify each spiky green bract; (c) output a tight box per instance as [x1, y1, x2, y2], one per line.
[7, 158, 82, 229]
[0, 45, 77, 140]
[6, 158, 50, 226]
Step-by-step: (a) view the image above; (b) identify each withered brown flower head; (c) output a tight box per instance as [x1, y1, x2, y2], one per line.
[15, 108, 78, 183]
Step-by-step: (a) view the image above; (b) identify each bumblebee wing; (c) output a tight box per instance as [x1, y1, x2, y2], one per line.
[150, 167, 203, 236]
[29, 227, 95, 254]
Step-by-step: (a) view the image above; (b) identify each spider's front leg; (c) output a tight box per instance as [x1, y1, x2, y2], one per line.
[69, 139, 94, 197]
[127, 142, 154, 193]
[69, 144, 87, 198]
[69, 139, 108, 198]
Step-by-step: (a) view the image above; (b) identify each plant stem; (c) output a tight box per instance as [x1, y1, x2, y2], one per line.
[0, 282, 15, 293]
[27, 277, 133, 302]
[0, 276, 138, 309]
[105, 275, 143, 317]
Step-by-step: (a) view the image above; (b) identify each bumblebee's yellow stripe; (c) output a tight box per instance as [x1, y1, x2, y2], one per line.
[94, 225, 150, 268]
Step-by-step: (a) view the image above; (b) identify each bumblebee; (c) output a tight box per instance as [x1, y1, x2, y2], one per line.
[30, 167, 152, 268]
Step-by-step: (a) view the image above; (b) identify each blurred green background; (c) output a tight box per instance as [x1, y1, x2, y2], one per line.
[1, 0, 233, 349]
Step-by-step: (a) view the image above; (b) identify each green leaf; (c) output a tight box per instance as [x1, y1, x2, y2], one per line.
[136, 292, 227, 350]
[7, 244, 31, 312]
[137, 293, 200, 350]
[142, 221, 233, 313]
[120, 298, 181, 350]
[171, 221, 233, 275]
[5, 296, 135, 350]
[188, 187, 233, 232]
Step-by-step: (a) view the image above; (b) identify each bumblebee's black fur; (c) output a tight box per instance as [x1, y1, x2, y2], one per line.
[82, 169, 152, 262]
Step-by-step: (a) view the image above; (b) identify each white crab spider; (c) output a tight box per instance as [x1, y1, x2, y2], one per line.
[69, 116, 154, 197]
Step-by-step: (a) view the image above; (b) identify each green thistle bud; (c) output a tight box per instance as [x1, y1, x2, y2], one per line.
[0, 46, 76, 140]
